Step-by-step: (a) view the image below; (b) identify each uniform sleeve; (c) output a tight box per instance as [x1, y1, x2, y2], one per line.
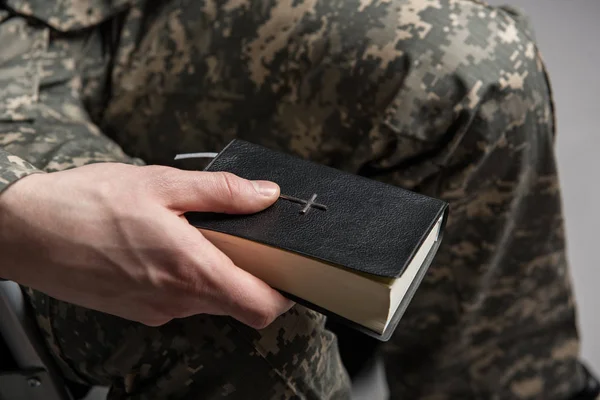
[0, 8, 143, 194]
[0, 150, 41, 191]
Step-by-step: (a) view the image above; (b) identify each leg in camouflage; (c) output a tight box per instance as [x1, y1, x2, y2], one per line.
[27, 289, 350, 399]
[13, 0, 586, 398]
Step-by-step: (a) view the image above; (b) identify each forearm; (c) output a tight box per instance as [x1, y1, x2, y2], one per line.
[0, 10, 144, 282]
[0, 119, 144, 280]
[0, 149, 37, 280]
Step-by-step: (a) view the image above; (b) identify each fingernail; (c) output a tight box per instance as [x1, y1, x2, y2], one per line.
[251, 180, 279, 197]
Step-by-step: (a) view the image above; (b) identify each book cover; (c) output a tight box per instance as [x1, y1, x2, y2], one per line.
[183, 139, 448, 341]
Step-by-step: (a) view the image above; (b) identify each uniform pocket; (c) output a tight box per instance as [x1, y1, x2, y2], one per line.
[0, 17, 48, 122]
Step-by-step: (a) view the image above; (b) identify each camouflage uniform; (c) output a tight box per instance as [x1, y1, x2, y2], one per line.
[0, 0, 592, 398]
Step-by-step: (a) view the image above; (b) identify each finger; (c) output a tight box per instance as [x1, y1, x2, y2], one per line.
[186, 229, 294, 329]
[217, 267, 296, 330]
[151, 168, 280, 214]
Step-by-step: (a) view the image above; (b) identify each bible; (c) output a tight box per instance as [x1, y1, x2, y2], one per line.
[181, 139, 448, 341]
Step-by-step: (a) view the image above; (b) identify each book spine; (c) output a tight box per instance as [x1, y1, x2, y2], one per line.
[203, 139, 237, 172]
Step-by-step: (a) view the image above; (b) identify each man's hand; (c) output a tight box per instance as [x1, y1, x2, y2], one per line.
[0, 163, 293, 329]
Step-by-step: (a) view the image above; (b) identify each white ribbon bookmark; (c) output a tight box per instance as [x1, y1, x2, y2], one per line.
[173, 152, 218, 160]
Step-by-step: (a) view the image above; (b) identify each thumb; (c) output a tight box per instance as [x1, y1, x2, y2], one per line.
[156, 169, 280, 214]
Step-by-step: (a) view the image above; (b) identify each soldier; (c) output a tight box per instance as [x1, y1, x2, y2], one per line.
[0, 0, 596, 398]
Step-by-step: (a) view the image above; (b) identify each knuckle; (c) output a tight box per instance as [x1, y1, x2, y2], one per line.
[145, 166, 177, 193]
[216, 172, 243, 200]
[165, 261, 213, 317]
[180, 271, 211, 303]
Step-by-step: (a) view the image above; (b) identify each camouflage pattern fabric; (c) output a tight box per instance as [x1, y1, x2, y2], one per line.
[0, 0, 589, 398]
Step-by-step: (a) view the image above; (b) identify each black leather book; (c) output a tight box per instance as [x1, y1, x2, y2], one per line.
[183, 140, 448, 341]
